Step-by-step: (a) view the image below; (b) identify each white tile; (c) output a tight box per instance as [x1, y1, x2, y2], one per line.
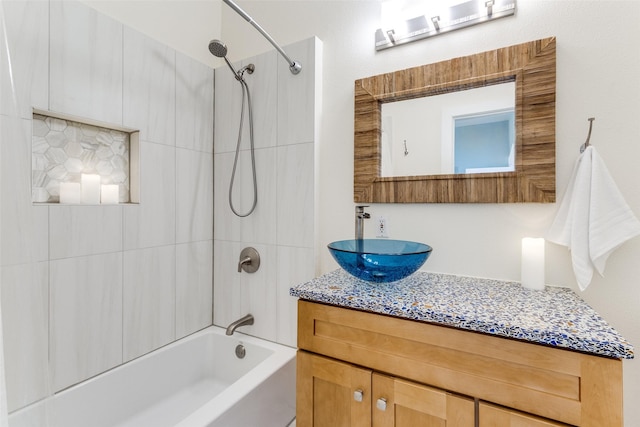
[276, 246, 316, 347]
[1, 262, 49, 412]
[49, 205, 122, 259]
[212, 39, 318, 345]
[213, 152, 241, 241]
[123, 141, 176, 250]
[176, 148, 213, 244]
[0, 0, 48, 119]
[277, 37, 318, 146]
[33, 205, 49, 262]
[1, 116, 48, 266]
[213, 239, 242, 328]
[176, 241, 213, 338]
[230, 147, 260, 220]
[242, 51, 278, 150]
[214, 51, 277, 153]
[123, 27, 176, 146]
[123, 245, 175, 361]
[239, 243, 277, 341]
[213, 60, 243, 154]
[213, 148, 277, 244]
[243, 147, 277, 244]
[214, 240, 276, 341]
[50, 253, 123, 391]
[277, 143, 314, 248]
[49, 1, 123, 125]
[176, 52, 214, 153]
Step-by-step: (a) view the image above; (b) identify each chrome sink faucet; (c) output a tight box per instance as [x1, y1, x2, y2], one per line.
[355, 205, 370, 240]
[226, 314, 254, 336]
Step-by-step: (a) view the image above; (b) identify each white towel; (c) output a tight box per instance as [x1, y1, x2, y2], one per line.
[546, 146, 640, 291]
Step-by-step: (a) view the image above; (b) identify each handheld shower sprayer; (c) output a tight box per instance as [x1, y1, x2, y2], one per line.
[209, 39, 258, 217]
[207, 39, 228, 57]
[208, 39, 254, 82]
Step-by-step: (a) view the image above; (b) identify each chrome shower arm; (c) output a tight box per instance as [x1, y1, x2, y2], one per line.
[222, 0, 302, 75]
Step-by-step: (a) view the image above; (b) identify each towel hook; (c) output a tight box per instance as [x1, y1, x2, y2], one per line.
[580, 117, 595, 153]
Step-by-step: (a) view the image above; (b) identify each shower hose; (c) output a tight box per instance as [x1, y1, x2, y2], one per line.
[228, 72, 258, 217]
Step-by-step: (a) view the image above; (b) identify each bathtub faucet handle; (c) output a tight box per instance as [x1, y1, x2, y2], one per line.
[238, 247, 260, 273]
[237, 256, 251, 272]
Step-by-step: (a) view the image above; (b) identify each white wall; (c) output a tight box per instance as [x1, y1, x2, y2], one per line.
[219, 0, 640, 424]
[1, 0, 214, 412]
[81, 0, 221, 68]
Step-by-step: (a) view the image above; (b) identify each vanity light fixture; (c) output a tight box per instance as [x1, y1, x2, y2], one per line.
[375, 0, 516, 51]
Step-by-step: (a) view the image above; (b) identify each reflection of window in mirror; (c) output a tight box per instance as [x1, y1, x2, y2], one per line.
[381, 116, 394, 177]
[380, 81, 515, 177]
[453, 109, 515, 174]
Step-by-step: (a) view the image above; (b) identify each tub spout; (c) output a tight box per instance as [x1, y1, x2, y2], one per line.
[226, 314, 254, 335]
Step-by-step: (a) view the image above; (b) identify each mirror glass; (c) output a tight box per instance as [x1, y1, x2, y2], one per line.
[380, 82, 515, 177]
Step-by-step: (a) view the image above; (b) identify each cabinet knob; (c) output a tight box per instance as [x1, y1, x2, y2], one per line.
[353, 389, 364, 402]
[376, 397, 387, 411]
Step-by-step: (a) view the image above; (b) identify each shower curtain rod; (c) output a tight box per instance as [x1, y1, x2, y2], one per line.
[222, 0, 302, 75]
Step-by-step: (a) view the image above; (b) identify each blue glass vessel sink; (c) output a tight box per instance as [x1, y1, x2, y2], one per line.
[328, 239, 432, 283]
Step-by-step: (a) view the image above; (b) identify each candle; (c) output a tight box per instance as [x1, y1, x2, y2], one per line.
[101, 185, 119, 204]
[59, 182, 81, 204]
[521, 237, 545, 290]
[81, 174, 101, 204]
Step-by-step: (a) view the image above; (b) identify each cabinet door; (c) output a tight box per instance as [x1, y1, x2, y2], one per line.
[372, 373, 475, 427]
[297, 351, 372, 427]
[479, 402, 571, 426]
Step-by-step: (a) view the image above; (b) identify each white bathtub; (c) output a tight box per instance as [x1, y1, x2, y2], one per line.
[8, 327, 296, 427]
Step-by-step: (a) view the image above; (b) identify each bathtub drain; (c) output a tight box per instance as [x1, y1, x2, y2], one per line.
[235, 344, 246, 359]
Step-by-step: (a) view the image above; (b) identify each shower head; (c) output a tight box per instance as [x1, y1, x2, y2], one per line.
[208, 39, 228, 58]
[208, 39, 244, 81]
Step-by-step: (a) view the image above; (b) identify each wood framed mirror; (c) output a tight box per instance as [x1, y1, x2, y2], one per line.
[354, 37, 556, 203]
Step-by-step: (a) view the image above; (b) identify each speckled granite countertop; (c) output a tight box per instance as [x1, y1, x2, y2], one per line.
[290, 269, 634, 360]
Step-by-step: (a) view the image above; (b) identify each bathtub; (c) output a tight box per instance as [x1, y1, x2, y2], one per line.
[8, 326, 296, 427]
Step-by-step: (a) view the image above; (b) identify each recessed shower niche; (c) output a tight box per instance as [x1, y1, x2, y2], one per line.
[31, 109, 139, 204]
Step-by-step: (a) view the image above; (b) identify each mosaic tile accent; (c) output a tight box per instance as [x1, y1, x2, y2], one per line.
[32, 114, 130, 203]
[290, 269, 634, 359]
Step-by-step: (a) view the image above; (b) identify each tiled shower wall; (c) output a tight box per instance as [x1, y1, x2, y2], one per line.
[213, 38, 320, 347]
[0, 0, 213, 412]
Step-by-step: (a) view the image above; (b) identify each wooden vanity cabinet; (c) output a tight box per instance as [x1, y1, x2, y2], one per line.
[297, 351, 474, 426]
[296, 300, 624, 427]
[479, 402, 569, 427]
[372, 372, 475, 426]
[297, 351, 371, 426]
